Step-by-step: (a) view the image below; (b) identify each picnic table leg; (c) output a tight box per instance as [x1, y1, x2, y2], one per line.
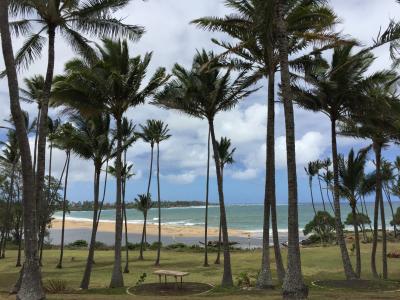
[165, 275, 167, 284]
[180, 276, 183, 288]
[158, 274, 161, 284]
[174, 276, 177, 289]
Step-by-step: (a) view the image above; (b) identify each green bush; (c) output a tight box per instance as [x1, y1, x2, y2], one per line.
[67, 240, 88, 248]
[303, 211, 337, 244]
[149, 241, 162, 250]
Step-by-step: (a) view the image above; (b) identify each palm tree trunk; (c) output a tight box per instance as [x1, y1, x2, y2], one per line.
[2, 163, 16, 258]
[35, 23, 56, 253]
[110, 118, 124, 288]
[309, 178, 317, 215]
[257, 72, 275, 288]
[326, 181, 335, 213]
[96, 159, 109, 227]
[383, 185, 396, 237]
[145, 145, 154, 246]
[351, 205, 361, 278]
[123, 151, 130, 274]
[80, 166, 101, 289]
[0, 4, 44, 298]
[362, 196, 373, 232]
[372, 141, 385, 279]
[204, 128, 211, 267]
[32, 107, 41, 176]
[215, 218, 222, 264]
[56, 152, 70, 269]
[318, 176, 326, 212]
[209, 120, 233, 287]
[276, 0, 307, 298]
[331, 118, 357, 280]
[139, 212, 146, 260]
[39, 141, 53, 265]
[16, 215, 23, 267]
[155, 142, 162, 266]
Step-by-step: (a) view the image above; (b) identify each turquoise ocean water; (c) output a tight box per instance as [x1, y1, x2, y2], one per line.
[54, 201, 399, 238]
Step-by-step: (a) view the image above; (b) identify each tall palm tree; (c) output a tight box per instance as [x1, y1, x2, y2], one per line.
[321, 158, 335, 212]
[305, 161, 318, 215]
[135, 193, 153, 260]
[39, 116, 61, 265]
[19, 75, 45, 175]
[292, 44, 389, 280]
[120, 117, 136, 273]
[0, 130, 20, 259]
[0, 3, 44, 298]
[152, 121, 171, 266]
[338, 148, 369, 278]
[154, 50, 255, 287]
[215, 137, 236, 266]
[381, 160, 397, 236]
[57, 112, 112, 289]
[52, 39, 169, 287]
[138, 119, 158, 246]
[315, 160, 327, 212]
[338, 71, 399, 280]
[192, 0, 339, 285]
[52, 123, 75, 269]
[275, 0, 308, 297]
[7, 5, 144, 266]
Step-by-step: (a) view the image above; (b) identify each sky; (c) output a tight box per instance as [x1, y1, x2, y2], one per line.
[1, 0, 400, 205]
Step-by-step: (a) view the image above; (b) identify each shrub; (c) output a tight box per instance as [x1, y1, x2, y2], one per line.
[135, 273, 147, 287]
[43, 279, 69, 294]
[166, 243, 187, 250]
[149, 241, 162, 250]
[303, 211, 336, 244]
[236, 272, 257, 288]
[68, 239, 88, 248]
[94, 241, 108, 250]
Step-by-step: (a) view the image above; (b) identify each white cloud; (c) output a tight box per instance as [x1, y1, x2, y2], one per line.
[162, 171, 197, 185]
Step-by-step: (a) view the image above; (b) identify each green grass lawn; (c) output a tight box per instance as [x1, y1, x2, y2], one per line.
[0, 243, 400, 299]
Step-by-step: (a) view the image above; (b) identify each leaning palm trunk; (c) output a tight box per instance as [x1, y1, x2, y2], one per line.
[139, 211, 147, 260]
[96, 159, 109, 227]
[80, 166, 101, 289]
[155, 143, 162, 266]
[110, 118, 124, 288]
[145, 145, 154, 246]
[331, 119, 357, 280]
[309, 177, 317, 215]
[56, 151, 71, 269]
[257, 72, 275, 288]
[215, 218, 222, 264]
[32, 108, 41, 178]
[0, 3, 44, 298]
[276, 1, 308, 298]
[317, 176, 326, 212]
[1, 163, 16, 258]
[209, 120, 233, 287]
[383, 185, 396, 237]
[372, 141, 386, 279]
[204, 129, 211, 267]
[351, 204, 361, 278]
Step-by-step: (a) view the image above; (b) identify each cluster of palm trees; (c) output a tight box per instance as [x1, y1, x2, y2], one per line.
[2, 0, 400, 299]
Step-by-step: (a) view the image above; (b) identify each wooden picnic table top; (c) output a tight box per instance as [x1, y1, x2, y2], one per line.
[153, 270, 190, 277]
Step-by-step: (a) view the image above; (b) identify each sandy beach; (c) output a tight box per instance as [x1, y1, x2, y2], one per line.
[51, 218, 251, 239]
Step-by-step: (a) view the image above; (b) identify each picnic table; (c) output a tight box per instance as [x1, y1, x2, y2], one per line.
[153, 269, 190, 288]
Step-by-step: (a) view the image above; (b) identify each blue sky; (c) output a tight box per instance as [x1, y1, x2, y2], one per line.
[1, 0, 400, 205]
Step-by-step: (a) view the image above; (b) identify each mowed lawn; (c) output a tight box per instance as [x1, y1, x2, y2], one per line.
[1, 243, 400, 299]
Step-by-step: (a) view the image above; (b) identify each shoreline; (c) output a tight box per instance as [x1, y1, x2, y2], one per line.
[51, 218, 251, 239]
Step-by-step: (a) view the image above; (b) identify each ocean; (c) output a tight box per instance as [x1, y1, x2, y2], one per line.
[54, 201, 399, 237]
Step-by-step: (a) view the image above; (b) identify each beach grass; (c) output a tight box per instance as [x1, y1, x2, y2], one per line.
[1, 243, 400, 299]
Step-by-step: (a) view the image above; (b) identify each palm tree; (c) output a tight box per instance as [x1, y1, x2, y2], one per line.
[315, 160, 327, 212]
[52, 39, 169, 287]
[137, 119, 158, 246]
[292, 44, 388, 280]
[135, 194, 153, 260]
[215, 137, 236, 267]
[39, 116, 61, 265]
[338, 148, 369, 278]
[120, 117, 136, 273]
[154, 50, 255, 287]
[19, 75, 45, 175]
[275, 0, 308, 297]
[53, 123, 75, 269]
[305, 161, 318, 215]
[192, 0, 339, 285]
[0, 130, 20, 259]
[108, 161, 135, 272]
[338, 71, 399, 280]
[381, 160, 397, 236]
[152, 121, 171, 266]
[7, 5, 144, 264]
[321, 158, 335, 212]
[0, 3, 44, 298]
